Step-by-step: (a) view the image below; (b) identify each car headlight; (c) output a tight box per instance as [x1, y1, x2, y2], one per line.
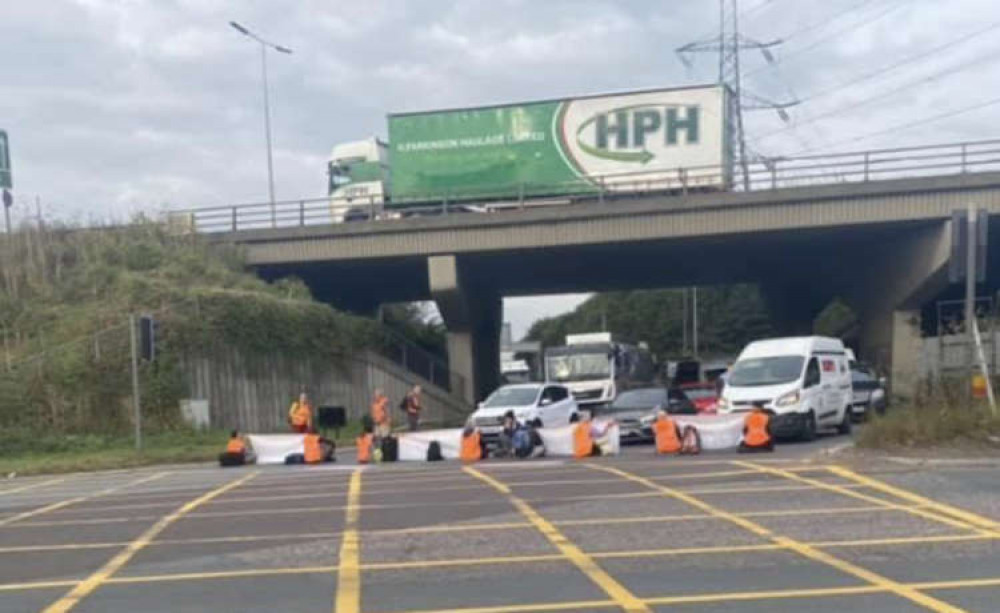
[716, 397, 731, 412]
[640, 414, 655, 426]
[774, 391, 800, 407]
[514, 408, 536, 421]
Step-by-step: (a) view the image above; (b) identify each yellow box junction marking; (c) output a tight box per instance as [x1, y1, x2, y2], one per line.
[40, 471, 258, 613]
[589, 464, 967, 613]
[735, 461, 996, 536]
[828, 465, 1000, 531]
[335, 469, 363, 613]
[464, 466, 651, 613]
[0, 472, 168, 528]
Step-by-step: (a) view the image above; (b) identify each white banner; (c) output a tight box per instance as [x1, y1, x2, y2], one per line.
[247, 434, 305, 465]
[672, 414, 745, 450]
[396, 421, 620, 462]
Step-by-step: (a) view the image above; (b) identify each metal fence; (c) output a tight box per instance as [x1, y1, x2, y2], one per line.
[170, 138, 1000, 234]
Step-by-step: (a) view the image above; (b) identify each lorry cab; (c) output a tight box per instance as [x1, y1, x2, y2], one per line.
[717, 336, 852, 440]
[328, 138, 390, 222]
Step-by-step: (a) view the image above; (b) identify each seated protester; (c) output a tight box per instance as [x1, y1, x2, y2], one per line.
[219, 430, 248, 467]
[512, 423, 535, 459]
[574, 415, 614, 458]
[525, 422, 546, 459]
[357, 419, 375, 464]
[652, 409, 682, 455]
[460, 426, 482, 463]
[739, 403, 775, 453]
[304, 428, 335, 464]
[496, 411, 520, 459]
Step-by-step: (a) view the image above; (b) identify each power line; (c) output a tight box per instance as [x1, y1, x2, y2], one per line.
[746, 0, 905, 78]
[774, 0, 877, 45]
[755, 45, 1000, 142]
[685, 0, 780, 50]
[789, 94, 1000, 155]
[797, 19, 1000, 104]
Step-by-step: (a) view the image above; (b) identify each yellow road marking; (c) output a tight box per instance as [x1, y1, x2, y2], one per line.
[40, 471, 258, 613]
[590, 464, 967, 613]
[736, 461, 993, 534]
[362, 553, 567, 571]
[334, 469, 362, 613]
[828, 465, 1000, 531]
[0, 477, 66, 496]
[109, 565, 340, 585]
[464, 466, 651, 613]
[0, 472, 168, 528]
[372, 600, 617, 613]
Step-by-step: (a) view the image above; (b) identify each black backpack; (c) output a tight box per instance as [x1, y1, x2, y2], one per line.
[380, 435, 399, 462]
[426, 440, 443, 462]
[284, 453, 306, 465]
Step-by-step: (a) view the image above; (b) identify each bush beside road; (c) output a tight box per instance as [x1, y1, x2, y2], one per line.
[857, 398, 1000, 451]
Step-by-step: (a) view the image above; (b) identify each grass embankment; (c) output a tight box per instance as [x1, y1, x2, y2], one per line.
[0, 423, 365, 476]
[857, 400, 1000, 451]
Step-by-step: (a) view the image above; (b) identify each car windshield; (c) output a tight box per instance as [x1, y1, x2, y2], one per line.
[482, 387, 538, 408]
[728, 356, 805, 387]
[546, 353, 610, 382]
[683, 387, 716, 400]
[610, 389, 667, 410]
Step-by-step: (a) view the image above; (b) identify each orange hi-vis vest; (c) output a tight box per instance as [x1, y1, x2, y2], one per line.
[290, 402, 312, 428]
[460, 431, 482, 463]
[653, 417, 681, 454]
[744, 411, 772, 448]
[225, 438, 245, 454]
[573, 422, 594, 459]
[357, 433, 374, 464]
[371, 395, 389, 425]
[304, 434, 323, 464]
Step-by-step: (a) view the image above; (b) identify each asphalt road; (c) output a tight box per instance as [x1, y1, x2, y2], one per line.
[0, 432, 998, 613]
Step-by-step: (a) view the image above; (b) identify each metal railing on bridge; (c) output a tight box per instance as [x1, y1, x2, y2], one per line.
[170, 138, 1000, 234]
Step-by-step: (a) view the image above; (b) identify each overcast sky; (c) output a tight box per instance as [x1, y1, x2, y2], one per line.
[3, 0, 999, 337]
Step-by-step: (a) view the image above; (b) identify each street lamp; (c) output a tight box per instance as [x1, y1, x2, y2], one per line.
[230, 21, 292, 227]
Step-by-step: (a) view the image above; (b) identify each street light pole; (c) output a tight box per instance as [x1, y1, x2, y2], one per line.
[230, 21, 292, 227]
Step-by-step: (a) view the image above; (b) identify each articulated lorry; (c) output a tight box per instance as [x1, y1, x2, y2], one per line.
[328, 84, 731, 221]
[544, 332, 656, 407]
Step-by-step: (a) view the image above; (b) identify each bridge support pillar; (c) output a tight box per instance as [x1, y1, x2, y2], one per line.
[845, 222, 953, 400]
[428, 255, 501, 404]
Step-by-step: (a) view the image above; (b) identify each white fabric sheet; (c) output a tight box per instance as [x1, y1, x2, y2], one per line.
[672, 414, 745, 450]
[398, 429, 464, 461]
[246, 434, 305, 465]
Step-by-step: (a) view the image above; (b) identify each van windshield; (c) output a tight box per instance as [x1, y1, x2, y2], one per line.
[728, 356, 804, 387]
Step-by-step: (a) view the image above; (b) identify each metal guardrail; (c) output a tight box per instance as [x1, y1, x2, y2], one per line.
[169, 138, 1000, 234]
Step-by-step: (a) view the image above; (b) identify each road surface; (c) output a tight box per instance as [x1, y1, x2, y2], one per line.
[0, 434, 998, 612]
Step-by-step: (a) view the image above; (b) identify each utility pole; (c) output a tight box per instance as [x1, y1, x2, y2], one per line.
[693, 287, 700, 359]
[129, 314, 143, 451]
[682, 288, 689, 354]
[676, 0, 797, 190]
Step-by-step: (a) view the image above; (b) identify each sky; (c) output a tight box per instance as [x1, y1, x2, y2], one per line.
[3, 0, 999, 338]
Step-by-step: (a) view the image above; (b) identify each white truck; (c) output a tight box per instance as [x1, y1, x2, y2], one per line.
[543, 332, 655, 408]
[717, 336, 853, 441]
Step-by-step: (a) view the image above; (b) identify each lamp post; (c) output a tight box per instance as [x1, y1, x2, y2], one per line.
[229, 21, 292, 227]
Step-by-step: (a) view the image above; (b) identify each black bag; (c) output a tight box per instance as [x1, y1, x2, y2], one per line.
[380, 436, 399, 462]
[399, 397, 409, 412]
[284, 453, 306, 465]
[426, 440, 443, 462]
[218, 452, 246, 467]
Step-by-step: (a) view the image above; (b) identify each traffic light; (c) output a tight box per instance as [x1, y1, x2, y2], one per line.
[139, 315, 156, 362]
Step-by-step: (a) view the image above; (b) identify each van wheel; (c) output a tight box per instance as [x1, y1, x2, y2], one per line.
[837, 408, 852, 435]
[568, 413, 580, 423]
[800, 411, 817, 442]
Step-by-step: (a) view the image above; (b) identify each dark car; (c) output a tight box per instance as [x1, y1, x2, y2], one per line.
[851, 363, 887, 420]
[593, 387, 696, 443]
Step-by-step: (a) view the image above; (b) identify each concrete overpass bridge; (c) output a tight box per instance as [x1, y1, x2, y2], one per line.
[178, 139, 1000, 402]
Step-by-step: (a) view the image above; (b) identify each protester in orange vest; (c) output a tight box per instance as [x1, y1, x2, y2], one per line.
[304, 428, 335, 464]
[219, 430, 248, 467]
[652, 410, 682, 455]
[371, 389, 391, 438]
[357, 431, 375, 464]
[739, 403, 774, 453]
[460, 426, 483, 463]
[288, 393, 313, 433]
[573, 415, 613, 458]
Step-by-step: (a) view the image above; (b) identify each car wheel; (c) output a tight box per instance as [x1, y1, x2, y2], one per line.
[569, 413, 580, 423]
[837, 408, 852, 435]
[800, 411, 817, 442]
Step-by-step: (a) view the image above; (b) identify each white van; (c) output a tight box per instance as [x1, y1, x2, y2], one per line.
[717, 336, 853, 440]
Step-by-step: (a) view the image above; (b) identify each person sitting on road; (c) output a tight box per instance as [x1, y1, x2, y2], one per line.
[288, 392, 314, 433]
[219, 430, 249, 467]
[652, 409, 682, 455]
[357, 418, 375, 464]
[573, 414, 614, 458]
[460, 426, 483, 463]
[304, 428, 335, 464]
[739, 403, 774, 453]
[496, 410, 521, 458]
[524, 421, 546, 459]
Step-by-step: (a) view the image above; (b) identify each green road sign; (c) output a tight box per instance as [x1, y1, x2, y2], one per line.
[0, 130, 11, 190]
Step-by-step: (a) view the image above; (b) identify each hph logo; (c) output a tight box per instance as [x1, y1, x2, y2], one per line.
[576, 105, 700, 165]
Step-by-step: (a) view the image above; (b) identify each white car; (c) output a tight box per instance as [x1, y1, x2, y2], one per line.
[468, 383, 579, 444]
